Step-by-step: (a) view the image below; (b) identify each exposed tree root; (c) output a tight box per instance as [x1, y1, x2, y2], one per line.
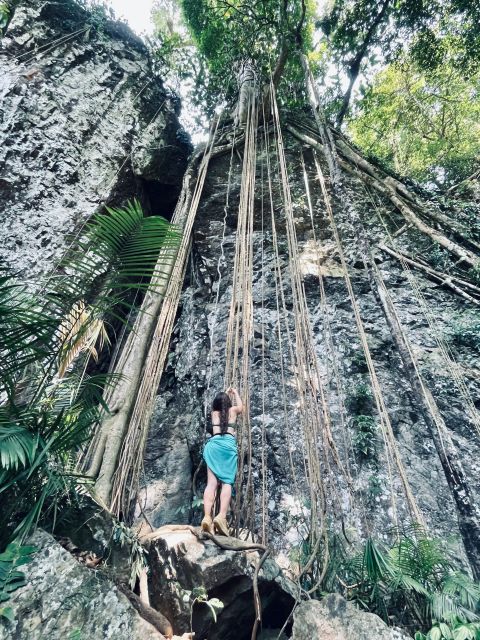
[379, 244, 480, 305]
[117, 582, 173, 638]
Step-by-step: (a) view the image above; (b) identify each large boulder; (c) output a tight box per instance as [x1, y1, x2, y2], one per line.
[0, 530, 166, 640]
[144, 525, 297, 640]
[292, 595, 411, 640]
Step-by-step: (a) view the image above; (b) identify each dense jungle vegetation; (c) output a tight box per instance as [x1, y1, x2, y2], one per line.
[1, 1, 480, 638]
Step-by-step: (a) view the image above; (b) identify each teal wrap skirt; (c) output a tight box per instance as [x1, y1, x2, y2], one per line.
[203, 434, 238, 485]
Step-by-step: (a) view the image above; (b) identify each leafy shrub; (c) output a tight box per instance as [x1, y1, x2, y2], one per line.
[0, 2, 9, 29]
[346, 382, 374, 414]
[327, 527, 480, 636]
[0, 201, 180, 546]
[350, 349, 369, 374]
[352, 415, 378, 461]
[112, 521, 147, 589]
[446, 311, 480, 353]
[415, 619, 480, 640]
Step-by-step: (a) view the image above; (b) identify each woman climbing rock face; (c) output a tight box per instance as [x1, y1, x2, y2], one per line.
[201, 387, 243, 536]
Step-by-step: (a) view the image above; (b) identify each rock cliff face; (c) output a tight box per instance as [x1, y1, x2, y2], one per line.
[0, 0, 191, 280]
[1, 530, 167, 640]
[292, 595, 410, 640]
[141, 130, 480, 573]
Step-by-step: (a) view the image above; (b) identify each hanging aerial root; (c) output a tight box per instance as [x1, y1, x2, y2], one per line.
[224, 88, 258, 537]
[313, 154, 424, 528]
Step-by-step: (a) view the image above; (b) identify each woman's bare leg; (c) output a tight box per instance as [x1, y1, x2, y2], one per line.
[204, 467, 218, 517]
[219, 483, 232, 518]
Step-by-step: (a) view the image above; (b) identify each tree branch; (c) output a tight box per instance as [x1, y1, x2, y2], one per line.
[378, 244, 480, 305]
[336, 0, 392, 126]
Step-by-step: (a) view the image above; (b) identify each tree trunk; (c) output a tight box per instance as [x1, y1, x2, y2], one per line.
[336, 0, 392, 127]
[236, 60, 256, 126]
[84, 133, 243, 509]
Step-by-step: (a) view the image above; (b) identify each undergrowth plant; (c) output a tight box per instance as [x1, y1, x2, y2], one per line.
[0, 200, 180, 548]
[112, 520, 148, 589]
[0, 542, 36, 621]
[446, 311, 480, 354]
[351, 415, 378, 461]
[312, 526, 480, 637]
[416, 619, 480, 640]
[0, 1, 9, 29]
[183, 586, 224, 635]
[347, 379, 379, 465]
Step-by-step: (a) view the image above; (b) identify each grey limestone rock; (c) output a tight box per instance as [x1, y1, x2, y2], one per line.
[145, 525, 296, 640]
[0, 529, 166, 640]
[292, 595, 411, 640]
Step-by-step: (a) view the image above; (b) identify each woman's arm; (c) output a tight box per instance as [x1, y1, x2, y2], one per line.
[227, 387, 243, 414]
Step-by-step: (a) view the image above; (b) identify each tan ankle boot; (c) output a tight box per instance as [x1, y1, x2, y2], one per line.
[213, 515, 229, 536]
[201, 515, 213, 533]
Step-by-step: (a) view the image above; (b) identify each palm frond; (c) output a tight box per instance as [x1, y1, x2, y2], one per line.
[66, 199, 181, 296]
[0, 274, 55, 395]
[363, 538, 395, 582]
[443, 573, 480, 613]
[57, 301, 110, 378]
[0, 425, 38, 471]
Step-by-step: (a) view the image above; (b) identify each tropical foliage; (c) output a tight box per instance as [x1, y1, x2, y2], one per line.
[312, 528, 480, 637]
[0, 542, 36, 621]
[151, 0, 317, 115]
[0, 1, 9, 29]
[347, 56, 480, 187]
[0, 201, 180, 547]
[317, 0, 480, 123]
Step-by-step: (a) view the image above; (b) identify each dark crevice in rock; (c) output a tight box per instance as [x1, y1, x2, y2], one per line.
[141, 178, 180, 221]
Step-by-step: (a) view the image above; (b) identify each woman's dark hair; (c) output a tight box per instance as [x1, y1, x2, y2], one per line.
[212, 392, 232, 434]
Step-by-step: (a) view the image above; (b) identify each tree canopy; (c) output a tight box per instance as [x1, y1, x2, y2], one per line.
[152, 0, 316, 116]
[148, 0, 480, 186]
[347, 53, 480, 187]
[317, 0, 480, 124]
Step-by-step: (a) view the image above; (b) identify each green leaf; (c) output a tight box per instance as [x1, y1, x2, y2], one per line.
[205, 597, 224, 623]
[192, 586, 208, 600]
[0, 605, 14, 621]
[0, 426, 38, 471]
[0, 543, 36, 612]
[428, 626, 443, 640]
[439, 622, 454, 639]
[453, 625, 476, 640]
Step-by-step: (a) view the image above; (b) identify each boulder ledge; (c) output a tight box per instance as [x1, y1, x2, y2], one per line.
[292, 595, 411, 640]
